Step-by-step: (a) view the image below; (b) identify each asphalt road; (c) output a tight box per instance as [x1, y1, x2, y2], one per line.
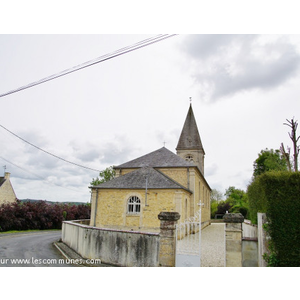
[0, 230, 75, 267]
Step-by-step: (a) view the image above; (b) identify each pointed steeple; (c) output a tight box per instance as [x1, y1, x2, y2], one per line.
[176, 104, 205, 153]
[176, 104, 205, 174]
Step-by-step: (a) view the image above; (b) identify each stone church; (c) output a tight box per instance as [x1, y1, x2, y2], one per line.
[90, 104, 211, 232]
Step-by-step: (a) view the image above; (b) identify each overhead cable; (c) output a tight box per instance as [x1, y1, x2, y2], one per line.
[0, 124, 101, 172]
[0, 155, 87, 194]
[0, 34, 177, 98]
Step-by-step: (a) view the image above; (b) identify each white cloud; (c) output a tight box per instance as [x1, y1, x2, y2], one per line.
[180, 35, 300, 101]
[1, 34, 300, 202]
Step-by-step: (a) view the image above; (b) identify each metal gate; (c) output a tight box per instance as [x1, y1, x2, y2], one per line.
[175, 209, 202, 267]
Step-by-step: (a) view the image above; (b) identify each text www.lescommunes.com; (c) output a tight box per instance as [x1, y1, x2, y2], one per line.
[0, 257, 101, 265]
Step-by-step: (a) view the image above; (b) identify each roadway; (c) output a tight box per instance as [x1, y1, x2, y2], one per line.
[0, 230, 75, 267]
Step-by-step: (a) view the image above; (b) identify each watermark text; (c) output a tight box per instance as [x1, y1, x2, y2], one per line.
[0, 257, 101, 266]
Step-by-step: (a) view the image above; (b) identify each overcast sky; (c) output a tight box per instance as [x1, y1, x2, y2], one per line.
[1, 34, 300, 202]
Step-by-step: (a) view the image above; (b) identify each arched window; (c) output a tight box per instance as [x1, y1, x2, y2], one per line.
[127, 196, 141, 214]
[185, 154, 194, 162]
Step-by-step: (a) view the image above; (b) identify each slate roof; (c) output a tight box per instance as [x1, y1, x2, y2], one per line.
[92, 167, 192, 192]
[115, 147, 196, 169]
[176, 104, 205, 154]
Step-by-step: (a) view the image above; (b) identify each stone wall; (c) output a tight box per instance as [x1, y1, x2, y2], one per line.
[90, 166, 211, 232]
[63, 212, 180, 267]
[224, 214, 259, 267]
[242, 222, 258, 267]
[224, 213, 244, 267]
[62, 220, 160, 267]
[90, 188, 190, 231]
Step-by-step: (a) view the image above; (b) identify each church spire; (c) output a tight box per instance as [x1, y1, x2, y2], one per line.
[176, 104, 205, 174]
[176, 104, 205, 153]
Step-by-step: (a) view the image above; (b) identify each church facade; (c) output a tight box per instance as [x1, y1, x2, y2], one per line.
[90, 105, 211, 232]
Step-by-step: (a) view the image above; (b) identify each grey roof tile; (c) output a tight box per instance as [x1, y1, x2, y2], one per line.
[92, 167, 192, 192]
[115, 147, 196, 169]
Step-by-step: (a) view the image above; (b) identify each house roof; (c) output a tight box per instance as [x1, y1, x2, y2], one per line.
[0, 177, 6, 188]
[115, 147, 197, 169]
[176, 104, 205, 154]
[91, 167, 192, 193]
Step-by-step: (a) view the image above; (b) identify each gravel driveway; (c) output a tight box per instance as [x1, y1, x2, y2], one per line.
[177, 222, 225, 267]
[201, 223, 225, 267]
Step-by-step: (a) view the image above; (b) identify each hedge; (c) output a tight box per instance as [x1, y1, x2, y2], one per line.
[248, 171, 300, 266]
[0, 200, 91, 232]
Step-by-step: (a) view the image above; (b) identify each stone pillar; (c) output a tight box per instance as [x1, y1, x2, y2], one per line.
[158, 212, 180, 267]
[257, 212, 268, 267]
[223, 213, 244, 267]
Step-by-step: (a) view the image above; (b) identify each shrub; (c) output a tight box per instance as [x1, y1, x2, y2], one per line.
[248, 171, 300, 266]
[216, 201, 232, 215]
[210, 200, 219, 218]
[247, 177, 268, 224]
[0, 200, 91, 232]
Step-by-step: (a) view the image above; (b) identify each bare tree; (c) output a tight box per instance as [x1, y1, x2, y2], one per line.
[280, 142, 292, 171]
[283, 118, 300, 171]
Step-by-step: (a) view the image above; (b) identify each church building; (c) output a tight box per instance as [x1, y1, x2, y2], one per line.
[90, 104, 211, 232]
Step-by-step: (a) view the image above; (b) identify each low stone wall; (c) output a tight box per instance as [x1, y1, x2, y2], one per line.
[242, 221, 258, 267]
[70, 219, 90, 225]
[62, 220, 160, 267]
[242, 221, 258, 239]
[224, 213, 244, 267]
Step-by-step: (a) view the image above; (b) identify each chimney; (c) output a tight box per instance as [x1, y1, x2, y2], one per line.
[4, 172, 10, 179]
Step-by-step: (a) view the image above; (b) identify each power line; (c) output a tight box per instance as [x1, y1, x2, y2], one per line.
[0, 123, 101, 172]
[0, 155, 87, 194]
[0, 34, 177, 98]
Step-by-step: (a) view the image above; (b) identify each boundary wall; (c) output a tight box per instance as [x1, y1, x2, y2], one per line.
[62, 220, 160, 267]
[62, 212, 180, 267]
[224, 214, 263, 267]
[242, 221, 258, 267]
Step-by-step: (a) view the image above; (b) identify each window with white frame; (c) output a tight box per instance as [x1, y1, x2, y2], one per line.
[127, 196, 141, 214]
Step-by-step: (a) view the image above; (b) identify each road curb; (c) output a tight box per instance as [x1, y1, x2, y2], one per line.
[53, 242, 73, 261]
[53, 241, 112, 267]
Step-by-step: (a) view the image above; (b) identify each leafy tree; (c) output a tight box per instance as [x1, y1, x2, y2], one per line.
[253, 148, 287, 178]
[210, 189, 224, 218]
[210, 189, 223, 202]
[210, 187, 249, 218]
[210, 200, 219, 218]
[224, 186, 249, 217]
[90, 166, 116, 186]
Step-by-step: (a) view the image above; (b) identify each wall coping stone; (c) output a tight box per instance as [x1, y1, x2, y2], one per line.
[223, 213, 245, 223]
[158, 212, 180, 221]
[63, 220, 160, 236]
